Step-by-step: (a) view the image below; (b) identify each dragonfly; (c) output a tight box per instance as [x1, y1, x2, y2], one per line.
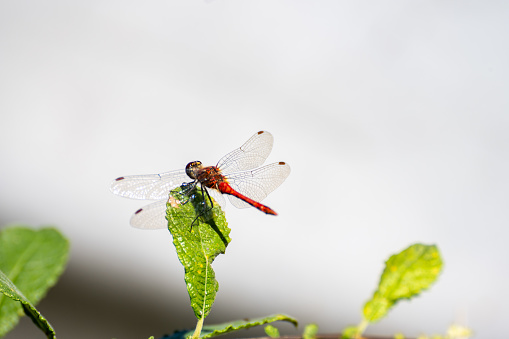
[111, 131, 291, 229]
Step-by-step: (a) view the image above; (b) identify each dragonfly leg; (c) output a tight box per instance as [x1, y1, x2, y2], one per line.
[189, 186, 215, 231]
[203, 185, 214, 210]
[169, 181, 196, 206]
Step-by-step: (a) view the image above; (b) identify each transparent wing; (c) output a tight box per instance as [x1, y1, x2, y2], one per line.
[207, 186, 227, 210]
[130, 200, 168, 229]
[216, 131, 274, 174]
[110, 169, 189, 200]
[129, 186, 225, 229]
[226, 162, 291, 209]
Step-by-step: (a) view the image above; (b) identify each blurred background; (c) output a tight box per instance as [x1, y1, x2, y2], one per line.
[1, 1, 508, 338]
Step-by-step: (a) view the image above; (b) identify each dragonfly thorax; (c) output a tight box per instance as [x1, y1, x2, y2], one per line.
[185, 161, 226, 189]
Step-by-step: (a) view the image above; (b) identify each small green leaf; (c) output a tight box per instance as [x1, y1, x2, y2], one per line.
[0, 226, 69, 337]
[363, 243, 443, 323]
[166, 186, 231, 320]
[445, 324, 473, 339]
[192, 314, 298, 339]
[341, 325, 361, 339]
[303, 323, 319, 339]
[0, 270, 56, 338]
[264, 324, 280, 338]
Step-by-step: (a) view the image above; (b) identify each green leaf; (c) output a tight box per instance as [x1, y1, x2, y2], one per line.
[363, 243, 443, 323]
[302, 323, 319, 339]
[190, 314, 298, 339]
[0, 270, 54, 338]
[166, 186, 231, 320]
[341, 325, 361, 339]
[264, 324, 280, 338]
[0, 226, 70, 337]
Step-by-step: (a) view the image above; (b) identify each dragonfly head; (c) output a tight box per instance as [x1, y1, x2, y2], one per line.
[185, 161, 203, 179]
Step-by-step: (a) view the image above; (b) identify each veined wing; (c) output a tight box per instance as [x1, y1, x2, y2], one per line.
[225, 162, 290, 209]
[111, 169, 189, 200]
[130, 200, 168, 229]
[207, 185, 227, 209]
[217, 131, 273, 174]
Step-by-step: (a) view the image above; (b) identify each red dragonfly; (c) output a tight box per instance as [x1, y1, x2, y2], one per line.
[111, 131, 290, 229]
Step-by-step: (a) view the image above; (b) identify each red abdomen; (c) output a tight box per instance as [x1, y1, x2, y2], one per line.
[217, 182, 277, 215]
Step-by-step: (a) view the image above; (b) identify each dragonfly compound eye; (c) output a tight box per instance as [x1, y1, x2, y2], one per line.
[185, 161, 202, 179]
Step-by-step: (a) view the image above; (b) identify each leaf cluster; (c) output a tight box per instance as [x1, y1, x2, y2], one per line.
[0, 190, 447, 339]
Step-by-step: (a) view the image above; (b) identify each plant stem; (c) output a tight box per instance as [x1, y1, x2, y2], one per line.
[191, 316, 204, 339]
[356, 319, 369, 338]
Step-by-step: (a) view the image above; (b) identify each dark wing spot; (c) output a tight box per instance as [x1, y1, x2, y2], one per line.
[278, 161, 286, 165]
[115, 177, 125, 181]
[135, 208, 143, 214]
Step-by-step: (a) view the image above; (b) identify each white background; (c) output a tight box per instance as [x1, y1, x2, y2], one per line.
[1, 1, 508, 338]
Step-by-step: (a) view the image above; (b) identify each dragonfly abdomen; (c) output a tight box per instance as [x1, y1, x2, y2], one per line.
[217, 182, 277, 215]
